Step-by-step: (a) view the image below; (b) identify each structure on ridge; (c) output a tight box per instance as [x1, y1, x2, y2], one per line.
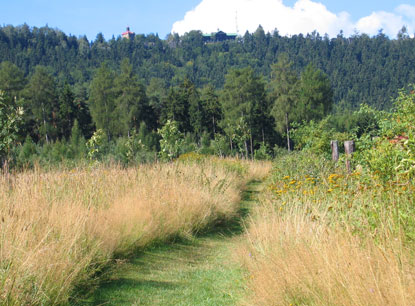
[122, 26, 135, 39]
[202, 30, 237, 43]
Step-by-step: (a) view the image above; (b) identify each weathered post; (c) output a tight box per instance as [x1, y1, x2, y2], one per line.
[331, 140, 339, 162]
[344, 140, 355, 173]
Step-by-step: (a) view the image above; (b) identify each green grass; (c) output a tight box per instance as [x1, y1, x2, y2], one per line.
[77, 180, 263, 306]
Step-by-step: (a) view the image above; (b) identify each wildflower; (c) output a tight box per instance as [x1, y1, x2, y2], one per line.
[289, 180, 296, 185]
[327, 188, 333, 193]
[283, 176, 290, 180]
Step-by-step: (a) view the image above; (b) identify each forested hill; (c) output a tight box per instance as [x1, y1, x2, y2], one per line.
[1, 24, 415, 110]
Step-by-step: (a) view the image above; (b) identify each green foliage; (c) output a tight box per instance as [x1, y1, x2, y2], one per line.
[297, 64, 333, 122]
[22, 66, 59, 142]
[0, 91, 23, 162]
[254, 142, 272, 160]
[221, 67, 271, 157]
[352, 86, 415, 182]
[69, 119, 86, 158]
[16, 135, 37, 168]
[2, 23, 415, 112]
[0, 61, 25, 99]
[114, 58, 155, 136]
[57, 83, 77, 139]
[157, 120, 184, 161]
[114, 131, 148, 166]
[291, 117, 351, 157]
[89, 63, 116, 139]
[200, 85, 222, 136]
[162, 79, 195, 134]
[4, 24, 415, 167]
[86, 129, 106, 161]
[210, 133, 230, 157]
[269, 54, 298, 137]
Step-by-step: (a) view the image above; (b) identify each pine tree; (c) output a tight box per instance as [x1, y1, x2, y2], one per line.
[23, 66, 59, 143]
[221, 68, 268, 157]
[89, 62, 116, 139]
[57, 83, 77, 139]
[269, 54, 299, 151]
[297, 63, 333, 122]
[0, 61, 25, 101]
[114, 58, 154, 136]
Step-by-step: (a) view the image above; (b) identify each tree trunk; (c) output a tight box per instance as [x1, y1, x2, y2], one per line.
[244, 140, 248, 159]
[42, 104, 49, 143]
[250, 132, 253, 160]
[286, 112, 291, 152]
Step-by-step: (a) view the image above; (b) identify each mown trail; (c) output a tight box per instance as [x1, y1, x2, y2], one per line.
[82, 180, 264, 306]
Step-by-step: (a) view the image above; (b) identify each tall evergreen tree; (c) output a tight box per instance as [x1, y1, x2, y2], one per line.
[0, 61, 25, 101]
[163, 78, 196, 133]
[23, 66, 59, 142]
[221, 67, 268, 156]
[269, 54, 299, 151]
[297, 63, 333, 122]
[57, 83, 77, 139]
[89, 62, 116, 139]
[200, 85, 222, 136]
[114, 58, 154, 136]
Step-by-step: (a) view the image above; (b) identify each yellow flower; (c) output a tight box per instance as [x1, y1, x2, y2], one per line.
[327, 188, 333, 193]
[283, 176, 290, 180]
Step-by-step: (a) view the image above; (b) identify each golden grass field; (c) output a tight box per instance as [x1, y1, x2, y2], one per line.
[0, 157, 270, 305]
[237, 153, 415, 306]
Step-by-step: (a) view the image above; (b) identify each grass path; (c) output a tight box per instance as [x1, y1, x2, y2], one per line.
[81, 180, 264, 306]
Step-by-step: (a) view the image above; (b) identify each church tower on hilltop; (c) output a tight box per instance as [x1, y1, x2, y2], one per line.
[122, 26, 135, 39]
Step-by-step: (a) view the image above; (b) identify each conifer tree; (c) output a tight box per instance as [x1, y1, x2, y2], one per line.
[89, 62, 116, 139]
[269, 54, 299, 151]
[23, 66, 59, 143]
[114, 58, 154, 136]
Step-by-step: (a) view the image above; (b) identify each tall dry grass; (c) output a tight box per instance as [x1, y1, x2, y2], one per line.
[0, 158, 265, 305]
[237, 153, 415, 306]
[239, 202, 415, 306]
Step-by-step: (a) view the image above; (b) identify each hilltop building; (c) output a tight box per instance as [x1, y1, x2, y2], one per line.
[122, 27, 135, 39]
[203, 30, 237, 43]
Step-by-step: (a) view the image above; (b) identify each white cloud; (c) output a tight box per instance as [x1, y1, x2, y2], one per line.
[171, 1, 415, 38]
[355, 11, 405, 37]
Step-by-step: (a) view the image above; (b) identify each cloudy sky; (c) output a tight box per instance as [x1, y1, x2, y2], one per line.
[172, 0, 415, 38]
[1, 0, 414, 40]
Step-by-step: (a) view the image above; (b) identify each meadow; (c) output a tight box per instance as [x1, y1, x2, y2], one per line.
[0, 157, 269, 305]
[237, 152, 415, 306]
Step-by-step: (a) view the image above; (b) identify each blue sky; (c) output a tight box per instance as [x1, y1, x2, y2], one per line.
[0, 0, 414, 40]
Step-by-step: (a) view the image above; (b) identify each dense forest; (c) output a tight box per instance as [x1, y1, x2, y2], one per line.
[0, 23, 415, 165]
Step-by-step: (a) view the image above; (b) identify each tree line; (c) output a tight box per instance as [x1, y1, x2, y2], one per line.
[0, 53, 333, 165]
[1, 23, 414, 165]
[1, 24, 415, 110]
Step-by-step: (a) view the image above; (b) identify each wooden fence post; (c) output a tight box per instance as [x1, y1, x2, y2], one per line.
[331, 140, 339, 162]
[344, 140, 355, 173]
